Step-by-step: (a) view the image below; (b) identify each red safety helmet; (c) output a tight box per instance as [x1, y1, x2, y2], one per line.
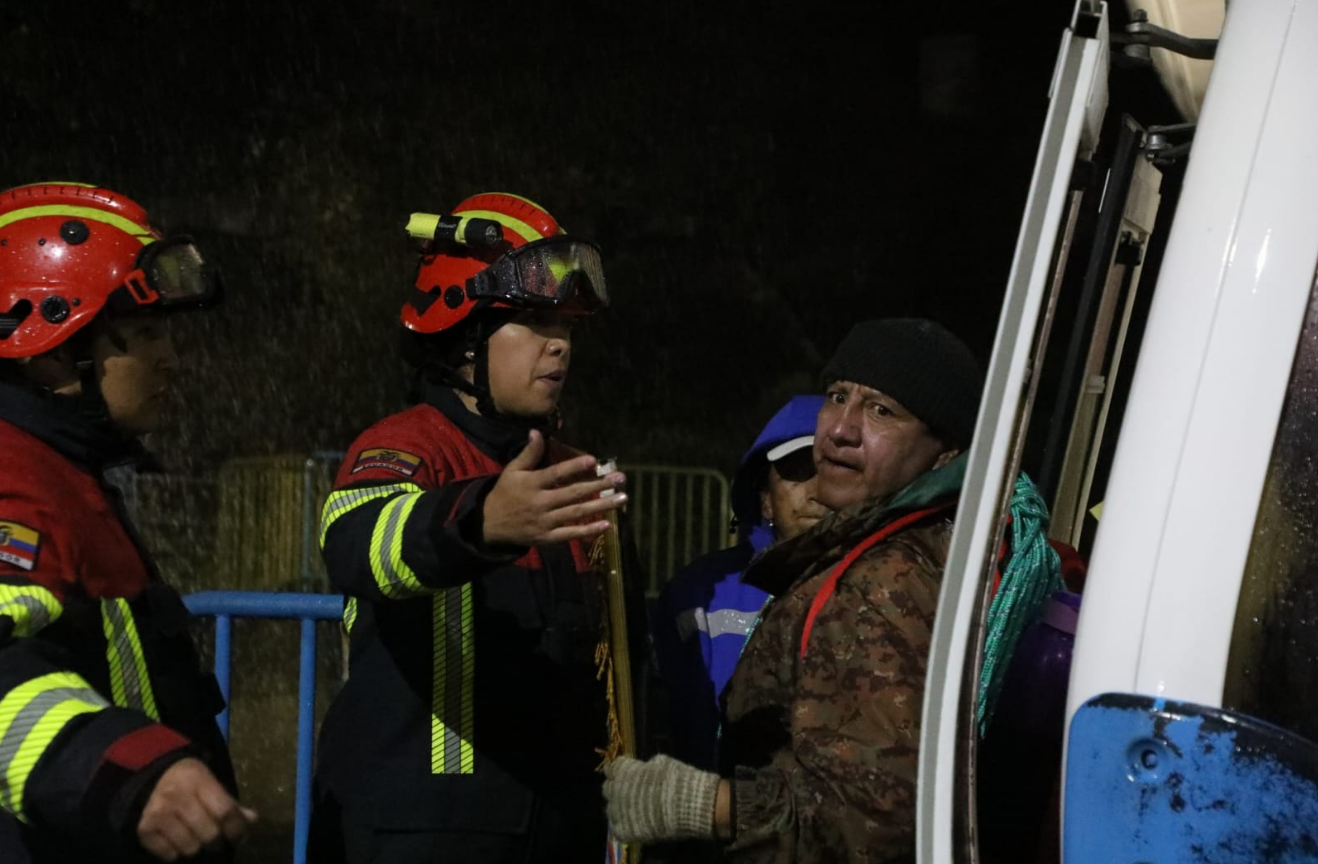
[402, 192, 608, 335]
[0, 182, 221, 359]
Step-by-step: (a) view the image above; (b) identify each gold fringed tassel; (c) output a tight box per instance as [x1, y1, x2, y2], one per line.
[594, 617, 625, 768]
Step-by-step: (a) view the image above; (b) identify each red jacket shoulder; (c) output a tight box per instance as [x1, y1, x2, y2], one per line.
[0, 422, 95, 593]
[336, 404, 495, 488]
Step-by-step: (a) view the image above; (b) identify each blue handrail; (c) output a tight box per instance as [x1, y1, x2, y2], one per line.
[184, 590, 345, 864]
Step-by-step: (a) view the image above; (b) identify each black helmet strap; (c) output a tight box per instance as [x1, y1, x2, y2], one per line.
[68, 326, 115, 428]
[407, 305, 552, 430]
[466, 309, 543, 428]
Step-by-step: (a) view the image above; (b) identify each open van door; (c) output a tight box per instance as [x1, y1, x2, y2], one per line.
[919, 0, 1318, 861]
[917, 3, 1109, 861]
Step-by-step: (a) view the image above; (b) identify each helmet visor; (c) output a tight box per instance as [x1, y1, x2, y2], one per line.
[108, 235, 222, 315]
[138, 236, 222, 307]
[470, 237, 608, 312]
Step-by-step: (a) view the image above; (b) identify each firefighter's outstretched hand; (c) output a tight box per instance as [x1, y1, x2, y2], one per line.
[138, 758, 258, 861]
[483, 430, 627, 547]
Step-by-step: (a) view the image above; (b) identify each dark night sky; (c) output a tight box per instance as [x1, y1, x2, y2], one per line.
[2, 0, 1077, 473]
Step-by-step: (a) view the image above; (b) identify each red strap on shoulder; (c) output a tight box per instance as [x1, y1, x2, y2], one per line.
[991, 514, 1014, 599]
[799, 505, 952, 660]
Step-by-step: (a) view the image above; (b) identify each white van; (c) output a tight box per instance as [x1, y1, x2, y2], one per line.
[919, 1, 1318, 860]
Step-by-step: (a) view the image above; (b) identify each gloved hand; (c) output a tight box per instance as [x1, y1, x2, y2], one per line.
[602, 754, 720, 843]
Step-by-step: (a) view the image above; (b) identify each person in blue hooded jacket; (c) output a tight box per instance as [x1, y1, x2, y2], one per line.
[652, 395, 828, 770]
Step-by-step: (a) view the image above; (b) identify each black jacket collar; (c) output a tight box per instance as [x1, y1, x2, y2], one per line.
[0, 381, 144, 473]
[423, 383, 553, 465]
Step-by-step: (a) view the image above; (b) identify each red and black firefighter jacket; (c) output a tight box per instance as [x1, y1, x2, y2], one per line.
[0, 383, 233, 863]
[315, 385, 621, 838]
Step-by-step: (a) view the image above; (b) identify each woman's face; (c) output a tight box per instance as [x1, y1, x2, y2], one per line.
[484, 310, 577, 419]
[760, 448, 829, 541]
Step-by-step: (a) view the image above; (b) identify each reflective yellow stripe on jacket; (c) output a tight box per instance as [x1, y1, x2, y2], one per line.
[342, 597, 359, 635]
[0, 672, 109, 821]
[432, 584, 474, 774]
[322, 482, 476, 772]
[320, 483, 429, 598]
[0, 584, 62, 639]
[101, 599, 160, 720]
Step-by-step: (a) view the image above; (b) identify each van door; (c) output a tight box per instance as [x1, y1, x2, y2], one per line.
[917, 3, 1110, 861]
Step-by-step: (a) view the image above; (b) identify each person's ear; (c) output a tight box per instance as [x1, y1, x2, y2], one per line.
[21, 346, 79, 392]
[760, 486, 774, 523]
[932, 447, 962, 470]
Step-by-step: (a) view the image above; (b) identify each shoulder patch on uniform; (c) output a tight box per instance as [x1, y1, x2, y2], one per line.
[0, 521, 41, 571]
[350, 448, 423, 477]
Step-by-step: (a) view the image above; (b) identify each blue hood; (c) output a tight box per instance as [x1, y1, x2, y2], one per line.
[731, 394, 825, 544]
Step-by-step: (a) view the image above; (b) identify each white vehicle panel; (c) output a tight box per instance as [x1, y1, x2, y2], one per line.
[1067, 0, 1318, 716]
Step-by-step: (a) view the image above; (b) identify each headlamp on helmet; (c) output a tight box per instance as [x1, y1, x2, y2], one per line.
[406, 212, 505, 253]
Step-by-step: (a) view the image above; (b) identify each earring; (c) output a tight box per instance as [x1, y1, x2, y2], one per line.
[463, 350, 475, 361]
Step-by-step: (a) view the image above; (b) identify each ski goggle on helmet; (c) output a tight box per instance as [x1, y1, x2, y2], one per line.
[0, 182, 221, 359]
[110, 234, 220, 313]
[466, 235, 607, 311]
[402, 193, 608, 335]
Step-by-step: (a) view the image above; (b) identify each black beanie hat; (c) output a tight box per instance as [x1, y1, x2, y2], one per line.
[822, 318, 984, 448]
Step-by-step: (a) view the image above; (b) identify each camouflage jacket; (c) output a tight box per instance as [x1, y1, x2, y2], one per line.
[719, 457, 965, 864]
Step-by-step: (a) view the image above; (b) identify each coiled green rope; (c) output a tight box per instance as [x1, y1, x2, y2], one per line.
[976, 473, 1063, 736]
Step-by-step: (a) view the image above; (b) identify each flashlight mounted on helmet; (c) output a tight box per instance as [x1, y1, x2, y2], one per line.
[406, 212, 505, 253]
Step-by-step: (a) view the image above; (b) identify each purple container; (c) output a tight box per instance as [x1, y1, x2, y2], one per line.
[992, 590, 1082, 742]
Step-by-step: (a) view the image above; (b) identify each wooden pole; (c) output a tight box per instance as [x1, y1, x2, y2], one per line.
[596, 459, 640, 864]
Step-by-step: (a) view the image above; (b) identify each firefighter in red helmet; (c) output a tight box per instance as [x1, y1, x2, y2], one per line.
[0, 182, 255, 862]
[309, 193, 627, 863]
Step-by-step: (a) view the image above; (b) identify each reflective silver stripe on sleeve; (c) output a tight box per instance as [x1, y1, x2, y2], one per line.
[319, 483, 422, 547]
[675, 607, 761, 642]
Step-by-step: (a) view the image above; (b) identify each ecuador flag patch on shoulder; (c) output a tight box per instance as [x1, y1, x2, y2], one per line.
[0, 521, 41, 571]
[351, 448, 423, 477]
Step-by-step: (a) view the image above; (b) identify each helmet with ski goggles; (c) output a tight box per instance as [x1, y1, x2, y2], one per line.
[0, 182, 221, 359]
[403, 192, 608, 335]
[467, 236, 606, 311]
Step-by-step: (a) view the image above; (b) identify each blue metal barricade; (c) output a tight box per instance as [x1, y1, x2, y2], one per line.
[185, 591, 344, 864]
